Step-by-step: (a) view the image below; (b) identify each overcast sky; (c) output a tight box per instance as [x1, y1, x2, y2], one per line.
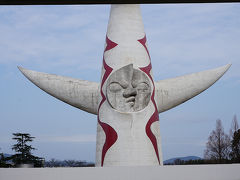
[0, 3, 240, 162]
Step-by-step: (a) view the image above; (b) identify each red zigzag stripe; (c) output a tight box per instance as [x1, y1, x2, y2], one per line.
[138, 35, 160, 164]
[98, 36, 118, 166]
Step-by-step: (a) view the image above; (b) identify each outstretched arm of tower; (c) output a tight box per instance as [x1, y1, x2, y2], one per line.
[18, 67, 99, 115]
[155, 64, 231, 113]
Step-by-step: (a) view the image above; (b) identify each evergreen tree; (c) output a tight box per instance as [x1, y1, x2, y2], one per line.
[10, 133, 43, 167]
[231, 129, 240, 162]
[228, 115, 240, 163]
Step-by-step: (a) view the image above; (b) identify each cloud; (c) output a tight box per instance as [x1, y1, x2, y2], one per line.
[0, 136, 10, 143]
[0, 4, 239, 83]
[142, 4, 240, 80]
[36, 134, 96, 143]
[162, 136, 206, 147]
[0, 5, 109, 72]
[0, 134, 96, 143]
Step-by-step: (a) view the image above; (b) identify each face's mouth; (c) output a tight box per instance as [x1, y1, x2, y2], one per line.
[126, 96, 135, 106]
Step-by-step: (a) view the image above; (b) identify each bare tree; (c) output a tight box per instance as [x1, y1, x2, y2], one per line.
[230, 115, 239, 138]
[44, 159, 94, 167]
[44, 158, 63, 167]
[64, 160, 87, 167]
[204, 119, 231, 163]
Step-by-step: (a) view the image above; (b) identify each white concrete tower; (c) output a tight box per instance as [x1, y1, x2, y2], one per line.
[18, 4, 231, 167]
[96, 4, 162, 166]
[96, 5, 162, 166]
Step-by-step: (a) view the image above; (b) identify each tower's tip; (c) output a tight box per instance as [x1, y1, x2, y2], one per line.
[17, 66, 23, 71]
[17, 66, 28, 74]
[216, 63, 231, 75]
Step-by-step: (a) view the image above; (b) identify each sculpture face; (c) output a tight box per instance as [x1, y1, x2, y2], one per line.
[106, 64, 151, 112]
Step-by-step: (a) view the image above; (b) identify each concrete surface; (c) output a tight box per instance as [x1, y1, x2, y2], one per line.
[155, 64, 231, 113]
[1, 164, 240, 180]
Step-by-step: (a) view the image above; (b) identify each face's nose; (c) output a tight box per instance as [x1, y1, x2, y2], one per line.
[123, 87, 137, 98]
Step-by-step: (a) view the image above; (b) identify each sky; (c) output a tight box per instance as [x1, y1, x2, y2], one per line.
[0, 3, 240, 163]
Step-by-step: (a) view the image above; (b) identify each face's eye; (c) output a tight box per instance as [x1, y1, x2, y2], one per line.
[136, 82, 149, 92]
[109, 82, 123, 92]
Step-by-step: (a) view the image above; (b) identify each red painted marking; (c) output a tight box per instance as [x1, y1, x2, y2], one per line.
[138, 35, 150, 59]
[139, 36, 160, 164]
[105, 36, 118, 52]
[98, 121, 118, 166]
[98, 36, 118, 166]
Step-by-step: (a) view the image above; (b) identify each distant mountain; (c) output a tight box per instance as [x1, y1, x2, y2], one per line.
[0, 153, 13, 164]
[164, 156, 202, 165]
[0, 153, 12, 159]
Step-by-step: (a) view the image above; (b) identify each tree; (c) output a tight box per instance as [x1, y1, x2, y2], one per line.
[231, 129, 240, 162]
[228, 115, 240, 162]
[44, 158, 63, 167]
[0, 152, 7, 167]
[230, 115, 239, 138]
[10, 133, 43, 167]
[0, 148, 7, 167]
[173, 158, 184, 165]
[204, 119, 231, 163]
[44, 159, 95, 167]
